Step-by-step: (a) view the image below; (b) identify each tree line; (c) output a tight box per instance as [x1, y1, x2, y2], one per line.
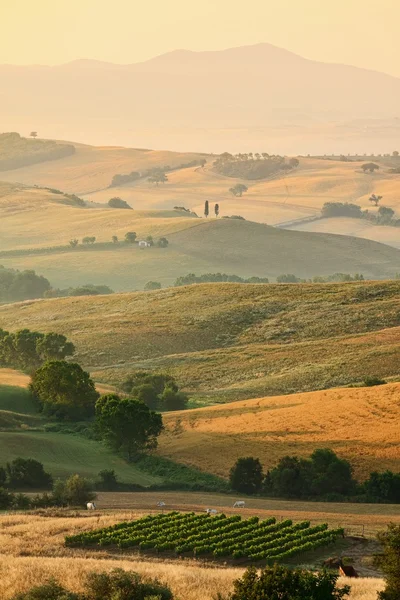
[322, 201, 399, 227]
[213, 152, 299, 180]
[229, 450, 400, 503]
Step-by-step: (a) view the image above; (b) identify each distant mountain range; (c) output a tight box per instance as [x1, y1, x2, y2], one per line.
[1, 43, 400, 153]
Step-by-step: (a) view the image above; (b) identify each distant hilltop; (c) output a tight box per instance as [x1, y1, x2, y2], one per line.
[0, 43, 400, 153]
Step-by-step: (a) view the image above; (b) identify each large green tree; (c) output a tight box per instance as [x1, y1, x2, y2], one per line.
[95, 394, 163, 460]
[30, 361, 99, 420]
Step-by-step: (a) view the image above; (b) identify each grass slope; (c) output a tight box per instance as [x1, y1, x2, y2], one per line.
[0, 218, 399, 290]
[158, 383, 400, 480]
[0, 430, 160, 484]
[2, 281, 400, 401]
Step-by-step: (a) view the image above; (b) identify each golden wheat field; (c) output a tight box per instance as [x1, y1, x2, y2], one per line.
[0, 511, 385, 599]
[0, 143, 209, 194]
[159, 383, 400, 479]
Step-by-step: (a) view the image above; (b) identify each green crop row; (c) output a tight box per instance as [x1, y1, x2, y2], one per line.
[65, 512, 343, 564]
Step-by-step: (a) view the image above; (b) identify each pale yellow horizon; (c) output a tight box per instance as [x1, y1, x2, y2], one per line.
[1, 0, 399, 77]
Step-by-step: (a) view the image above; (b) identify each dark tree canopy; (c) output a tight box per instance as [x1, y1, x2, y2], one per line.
[108, 197, 132, 209]
[6, 458, 53, 489]
[30, 361, 99, 420]
[0, 266, 51, 303]
[121, 372, 187, 411]
[229, 565, 349, 600]
[0, 329, 75, 372]
[95, 394, 163, 460]
[229, 457, 263, 495]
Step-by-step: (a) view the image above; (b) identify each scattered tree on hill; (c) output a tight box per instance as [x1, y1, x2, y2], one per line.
[226, 565, 350, 600]
[161, 386, 188, 410]
[124, 231, 137, 243]
[112, 235, 118, 243]
[204, 200, 209, 218]
[110, 171, 141, 187]
[146, 235, 154, 247]
[29, 131, 37, 139]
[121, 372, 188, 412]
[229, 457, 263, 495]
[69, 239, 79, 247]
[144, 281, 162, 290]
[369, 194, 383, 206]
[214, 203, 220, 217]
[376, 524, 400, 600]
[53, 474, 97, 507]
[36, 332, 75, 362]
[0, 329, 75, 372]
[377, 206, 395, 224]
[0, 266, 51, 303]
[108, 197, 132, 209]
[229, 184, 248, 197]
[200, 158, 207, 168]
[392, 151, 399, 157]
[30, 361, 99, 420]
[321, 201, 364, 218]
[5, 458, 53, 489]
[82, 236, 96, 244]
[157, 237, 169, 248]
[362, 162, 380, 173]
[276, 274, 305, 283]
[95, 394, 163, 460]
[148, 170, 168, 186]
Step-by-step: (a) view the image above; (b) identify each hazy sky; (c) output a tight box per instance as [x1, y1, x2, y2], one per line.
[1, 0, 398, 76]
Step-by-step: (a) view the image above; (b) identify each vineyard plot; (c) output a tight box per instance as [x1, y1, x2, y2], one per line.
[66, 512, 344, 563]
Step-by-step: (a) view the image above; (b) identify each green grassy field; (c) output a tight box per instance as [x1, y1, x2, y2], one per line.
[0, 430, 161, 485]
[0, 384, 36, 414]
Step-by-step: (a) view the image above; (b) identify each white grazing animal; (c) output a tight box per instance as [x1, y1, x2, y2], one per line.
[157, 501, 166, 507]
[233, 501, 245, 508]
[86, 502, 96, 510]
[205, 508, 218, 514]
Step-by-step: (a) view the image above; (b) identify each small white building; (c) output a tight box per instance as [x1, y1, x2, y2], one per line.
[138, 240, 151, 248]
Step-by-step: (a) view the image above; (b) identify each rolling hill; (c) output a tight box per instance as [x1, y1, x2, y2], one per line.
[1, 43, 400, 153]
[1, 216, 400, 290]
[2, 281, 400, 402]
[158, 383, 400, 480]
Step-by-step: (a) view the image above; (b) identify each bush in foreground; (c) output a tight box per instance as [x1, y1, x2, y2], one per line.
[219, 565, 350, 600]
[376, 524, 400, 600]
[12, 568, 174, 600]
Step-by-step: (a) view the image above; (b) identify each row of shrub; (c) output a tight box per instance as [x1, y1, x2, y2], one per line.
[213, 152, 299, 180]
[230, 450, 400, 503]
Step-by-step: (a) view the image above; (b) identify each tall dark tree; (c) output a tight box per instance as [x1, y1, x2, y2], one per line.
[214, 203, 220, 217]
[95, 394, 163, 460]
[204, 200, 209, 218]
[229, 457, 263, 495]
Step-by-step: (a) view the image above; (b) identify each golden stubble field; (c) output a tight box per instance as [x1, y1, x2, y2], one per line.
[0, 505, 387, 600]
[158, 383, 400, 479]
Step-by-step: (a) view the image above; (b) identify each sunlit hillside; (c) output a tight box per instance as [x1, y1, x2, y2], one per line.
[2, 281, 400, 401]
[0, 141, 209, 194]
[0, 215, 399, 289]
[159, 383, 400, 479]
